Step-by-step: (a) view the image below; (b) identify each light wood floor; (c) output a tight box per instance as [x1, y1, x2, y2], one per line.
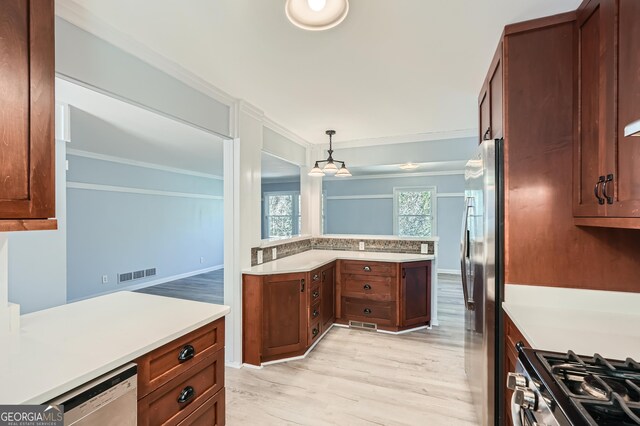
[225, 275, 478, 426]
[135, 269, 224, 304]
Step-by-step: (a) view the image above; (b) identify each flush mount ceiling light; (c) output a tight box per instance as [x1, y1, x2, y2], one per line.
[399, 162, 419, 170]
[309, 130, 352, 177]
[285, 0, 349, 31]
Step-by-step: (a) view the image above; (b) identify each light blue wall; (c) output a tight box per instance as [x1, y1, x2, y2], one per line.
[66, 155, 224, 301]
[324, 174, 464, 271]
[8, 140, 68, 314]
[55, 18, 230, 137]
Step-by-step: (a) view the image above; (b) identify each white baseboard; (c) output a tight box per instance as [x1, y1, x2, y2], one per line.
[67, 264, 224, 303]
[438, 269, 461, 275]
[225, 361, 243, 369]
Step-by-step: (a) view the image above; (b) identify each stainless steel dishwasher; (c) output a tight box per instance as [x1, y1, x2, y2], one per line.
[47, 363, 137, 425]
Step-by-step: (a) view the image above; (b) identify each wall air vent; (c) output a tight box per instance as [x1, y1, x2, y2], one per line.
[118, 272, 133, 283]
[145, 268, 157, 277]
[348, 320, 377, 331]
[133, 270, 145, 280]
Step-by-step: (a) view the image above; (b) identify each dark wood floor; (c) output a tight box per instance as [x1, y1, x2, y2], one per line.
[135, 269, 224, 304]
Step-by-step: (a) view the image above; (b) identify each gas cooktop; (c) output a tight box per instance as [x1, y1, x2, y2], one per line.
[519, 347, 640, 425]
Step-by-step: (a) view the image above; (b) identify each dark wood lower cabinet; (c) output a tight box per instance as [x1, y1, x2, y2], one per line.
[400, 261, 432, 327]
[504, 312, 531, 425]
[242, 259, 432, 366]
[136, 317, 226, 426]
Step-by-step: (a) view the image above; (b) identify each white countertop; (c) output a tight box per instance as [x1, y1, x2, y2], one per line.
[503, 284, 640, 360]
[244, 249, 435, 275]
[0, 291, 230, 404]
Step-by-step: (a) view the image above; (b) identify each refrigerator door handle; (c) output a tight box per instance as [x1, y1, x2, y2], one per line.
[460, 197, 473, 311]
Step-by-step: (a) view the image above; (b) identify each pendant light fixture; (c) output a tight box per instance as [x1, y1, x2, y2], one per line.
[285, 0, 349, 31]
[308, 130, 352, 177]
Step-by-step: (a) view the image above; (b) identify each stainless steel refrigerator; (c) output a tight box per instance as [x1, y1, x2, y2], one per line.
[460, 139, 504, 426]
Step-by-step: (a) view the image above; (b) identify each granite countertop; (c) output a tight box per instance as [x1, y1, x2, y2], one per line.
[244, 249, 434, 275]
[0, 291, 230, 404]
[503, 284, 640, 360]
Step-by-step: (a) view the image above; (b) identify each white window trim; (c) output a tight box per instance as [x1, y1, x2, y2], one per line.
[392, 186, 437, 237]
[263, 190, 301, 238]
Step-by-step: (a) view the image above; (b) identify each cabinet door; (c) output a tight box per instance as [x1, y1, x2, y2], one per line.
[606, 0, 640, 217]
[489, 47, 503, 139]
[0, 0, 55, 220]
[262, 273, 307, 357]
[479, 86, 491, 144]
[400, 261, 431, 327]
[320, 265, 335, 332]
[574, 0, 607, 217]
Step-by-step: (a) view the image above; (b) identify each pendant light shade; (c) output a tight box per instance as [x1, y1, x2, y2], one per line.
[285, 0, 349, 31]
[308, 162, 325, 176]
[335, 163, 352, 177]
[308, 130, 351, 178]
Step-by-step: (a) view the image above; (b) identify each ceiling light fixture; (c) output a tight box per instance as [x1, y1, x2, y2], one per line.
[308, 130, 351, 177]
[399, 162, 419, 170]
[285, 0, 349, 31]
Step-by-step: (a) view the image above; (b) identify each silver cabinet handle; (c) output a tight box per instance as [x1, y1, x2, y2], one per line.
[363, 266, 371, 272]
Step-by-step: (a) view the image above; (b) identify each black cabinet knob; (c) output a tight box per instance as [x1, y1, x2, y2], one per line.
[363, 308, 372, 315]
[313, 309, 320, 318]
[313, 274, 319, 281]
[312, 328, 319, 337]
[313, 290, 320, 298]
[178, 345, 195, 362]
[363, 284, 372, 290]
[177, 386, 196, 404]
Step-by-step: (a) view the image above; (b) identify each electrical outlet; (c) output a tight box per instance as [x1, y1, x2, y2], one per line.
[200, 257, 205, 264]
[257, 250, 263, 264]
[359, 241, 365, 251]
[272, 247, 278, 260]
[421, 244, 428, 254]
[102, 275, 108, 284]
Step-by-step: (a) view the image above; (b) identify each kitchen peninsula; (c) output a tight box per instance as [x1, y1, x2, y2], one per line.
[242, 236, 436, 366]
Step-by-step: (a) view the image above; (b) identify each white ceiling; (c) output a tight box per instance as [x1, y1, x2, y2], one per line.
[56, 78, 225, 175]
[59, 0, 581, 144]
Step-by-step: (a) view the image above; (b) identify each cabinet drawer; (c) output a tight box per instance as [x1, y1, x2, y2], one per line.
[309, 319, 322, 344]
[178, 388, 225, 426]
[310, 300, 321, 323]
[342, 274, 394, 301]
[138, 349, 225, 426]
[310, 268, 322, 284]
[341, 261, 397, 277]
[342, 298, 395, 326]
[137, 318, 224, 398]
[310, 286, 321, 303]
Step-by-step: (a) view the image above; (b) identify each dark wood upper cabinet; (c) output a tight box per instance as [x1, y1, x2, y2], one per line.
[0, 0, 56, 232]
[261, 273, 307, 358]
[478, 43, 503, 144]
[400, 261, 431, 327]
[574, 0, 640, 228]
[320, 264, 335, 333]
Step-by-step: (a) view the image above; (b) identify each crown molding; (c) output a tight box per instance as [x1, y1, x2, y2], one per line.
[263, 116, 312, 149]
[238, 100, 264, 122]
[330, 128, 478, 149]
[55, 0, 237, 108]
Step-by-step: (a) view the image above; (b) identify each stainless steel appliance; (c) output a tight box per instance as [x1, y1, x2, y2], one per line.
[48, 363, 137, 425]
[509, 345, 640, 425]
[461, 139, 504, 425]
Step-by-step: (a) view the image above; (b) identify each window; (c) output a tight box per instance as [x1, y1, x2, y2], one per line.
[264, 191, 300, 238]
[393, 187, 436, 237]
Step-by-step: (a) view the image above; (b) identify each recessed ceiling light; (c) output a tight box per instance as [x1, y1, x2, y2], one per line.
[285, 0, 349, 31]
[399, 163, 419, 170]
